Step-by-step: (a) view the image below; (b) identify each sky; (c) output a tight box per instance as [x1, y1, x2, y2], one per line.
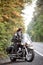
[21, 0, 37, 30]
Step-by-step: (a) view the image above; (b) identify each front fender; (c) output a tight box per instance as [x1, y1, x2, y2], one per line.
[27, 44, 34, 50]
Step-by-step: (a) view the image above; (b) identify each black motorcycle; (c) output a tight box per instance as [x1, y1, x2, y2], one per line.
[6, 42, 34, 62]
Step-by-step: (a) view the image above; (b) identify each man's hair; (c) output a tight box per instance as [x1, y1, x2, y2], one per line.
[17, 28, 22, 32]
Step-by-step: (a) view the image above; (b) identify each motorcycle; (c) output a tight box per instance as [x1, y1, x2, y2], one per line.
[6, 34, 34, 62]
[6, 42, 34, 62]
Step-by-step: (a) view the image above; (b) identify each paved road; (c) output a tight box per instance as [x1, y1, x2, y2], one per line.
[0, 42, 43, 65]
[32, 42, 43, 56]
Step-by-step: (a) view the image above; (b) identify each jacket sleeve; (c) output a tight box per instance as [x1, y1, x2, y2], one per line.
[11, 34, 17, 42]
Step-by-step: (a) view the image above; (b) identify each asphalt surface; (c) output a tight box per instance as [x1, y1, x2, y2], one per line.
[32, 42, 43, 55]
[0, 42, 43, 65]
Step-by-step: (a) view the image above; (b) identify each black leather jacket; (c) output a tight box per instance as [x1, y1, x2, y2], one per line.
[11, 32, 23, 43]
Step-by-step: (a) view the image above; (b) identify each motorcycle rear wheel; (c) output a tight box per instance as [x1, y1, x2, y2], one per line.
[10, 57, 16, 62]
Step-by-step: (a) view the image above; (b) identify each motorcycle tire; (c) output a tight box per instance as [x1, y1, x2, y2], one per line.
[10, 57, 16, 62]
[25, 49, 34, 62]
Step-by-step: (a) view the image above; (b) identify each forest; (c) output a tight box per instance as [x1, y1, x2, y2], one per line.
[0, 0, 43, 58]
[0, 0, 31, 58]
[27, 0, 43, 42]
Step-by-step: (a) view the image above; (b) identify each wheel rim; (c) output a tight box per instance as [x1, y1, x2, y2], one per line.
[26, 51, 32, 61]
[10, 57, 14, 60]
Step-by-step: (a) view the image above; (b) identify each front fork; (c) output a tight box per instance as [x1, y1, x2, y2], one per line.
[24, 46, 29, 56]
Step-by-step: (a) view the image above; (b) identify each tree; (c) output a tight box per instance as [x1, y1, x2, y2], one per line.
[27, 0, 43, 42]
[0, 0, 31, 58]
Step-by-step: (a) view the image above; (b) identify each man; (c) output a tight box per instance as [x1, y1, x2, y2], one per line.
[11, 28, 23, 53]
[11, 28, 23, 43]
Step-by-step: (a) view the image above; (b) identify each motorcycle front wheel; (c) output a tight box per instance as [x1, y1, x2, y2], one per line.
[25, 49, 34, 62]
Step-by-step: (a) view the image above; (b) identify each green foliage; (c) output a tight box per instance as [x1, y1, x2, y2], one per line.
[0, 0, 24, 57]
[27, 0, 43, 42]
[0, 0, 31, 58]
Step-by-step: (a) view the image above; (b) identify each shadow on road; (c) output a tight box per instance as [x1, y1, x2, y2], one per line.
[0, 60, 26, 65]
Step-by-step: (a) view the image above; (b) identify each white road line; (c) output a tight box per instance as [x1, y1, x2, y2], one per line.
[34, 50, 43, 57]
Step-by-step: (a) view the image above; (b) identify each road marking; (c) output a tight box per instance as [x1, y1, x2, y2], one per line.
[34, 50, 43, 57]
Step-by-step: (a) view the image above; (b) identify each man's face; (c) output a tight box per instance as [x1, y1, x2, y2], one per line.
[18, 30, 22, 36]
